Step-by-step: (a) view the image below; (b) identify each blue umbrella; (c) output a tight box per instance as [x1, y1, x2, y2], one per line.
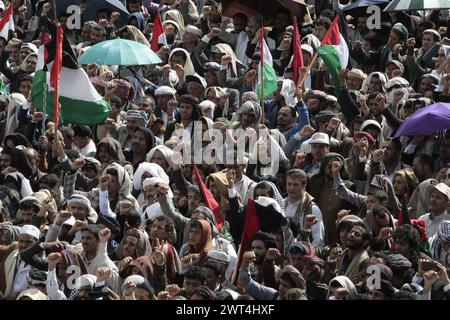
[394, 102, 450, 138]
[342, 0, 389, 11]
[78, 38, 162, 65]
[49, 0, 130, 27]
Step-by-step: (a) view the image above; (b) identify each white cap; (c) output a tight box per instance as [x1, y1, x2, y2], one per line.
[142, 177, 166, 190]
[185, 25, 202, 37]
[309, 132, 330, 145]
[199, 100, 216, 109]
[360, 119, 382, 132]
[301, 44, 313, 56]
[19, 225, 40, 240]
[124, 275, 145, 286]
[428, 182, 450, 201]
[154, 86, 176, 96]
[21, 43, 38, 55]
[0, 2, 5, 10]
[75, 274, 97, 290]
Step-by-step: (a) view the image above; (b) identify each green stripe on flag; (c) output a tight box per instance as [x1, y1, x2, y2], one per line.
[317, 45, 342, 95]
[32, 70, 110, 125]
[257, 63, 277, 99]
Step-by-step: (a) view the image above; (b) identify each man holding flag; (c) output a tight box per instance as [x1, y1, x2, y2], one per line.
[316, 15, 349, 94]
[31, 18, 110, 126]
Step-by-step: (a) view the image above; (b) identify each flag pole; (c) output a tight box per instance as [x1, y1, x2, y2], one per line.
[297, 52, 317, 88]
[259, 24, 265, 124]
[52, 0, 58, 23]
[42, 74, 47, 134]
[41, 0, 60, 134]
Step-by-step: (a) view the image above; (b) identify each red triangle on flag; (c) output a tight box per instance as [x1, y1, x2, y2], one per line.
[193, 165, 224, 230]
[321, 16, 341, 46]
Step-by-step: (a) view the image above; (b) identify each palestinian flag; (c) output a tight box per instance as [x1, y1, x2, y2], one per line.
[257, 27, 277, 99]
[231, 197, 286, 283]
[193, 165, 224, 230]
[0, 5, 14, 41]
[317, 15, 349, 94]
[31, 18, 110, 125]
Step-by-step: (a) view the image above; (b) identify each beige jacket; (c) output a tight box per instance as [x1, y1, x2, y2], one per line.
[336, 249, 369, 283]
[3, 249, 20, 297]
[0, 242, 18, 295]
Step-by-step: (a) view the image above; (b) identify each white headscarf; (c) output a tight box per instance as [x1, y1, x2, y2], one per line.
[250, 133, 288, 177]
[146, 145, 175, 168]
[5, 93, 27, 136]
[133, 162, 170, 191]
[169, 48, 196, 76]
[361, 72, 388, 93]
[138, 177, 172, 219]
[199, 100, 216, 119]
[75, 274, 97, 290]
[5, 172, 33, 198]
[213, 43, 241, 78]
[105, 163, 132, 196]
[301, 34, 321, 52]
[162, 10, 185, 35]
[385, 77, 412, 108]
[327, 276, 357, 299]
[19, 53, 37, 72]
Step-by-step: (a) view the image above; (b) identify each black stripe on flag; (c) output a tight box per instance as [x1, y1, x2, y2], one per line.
[41, 17, 78, 70]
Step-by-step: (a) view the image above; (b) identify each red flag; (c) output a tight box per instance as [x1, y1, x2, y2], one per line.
[231, 198, 260, 283]
[292, 16, 303, 85]
[193, 165, 224, 230]
[50, 25, 63, 126]
[151, 11, 164, 52]
[43, 32, 51, 62]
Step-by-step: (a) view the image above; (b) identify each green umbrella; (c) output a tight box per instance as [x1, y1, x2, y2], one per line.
[78, 39, 162, 66]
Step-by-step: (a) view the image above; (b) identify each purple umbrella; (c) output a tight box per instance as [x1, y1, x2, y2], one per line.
[394, 102, 450, 138]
